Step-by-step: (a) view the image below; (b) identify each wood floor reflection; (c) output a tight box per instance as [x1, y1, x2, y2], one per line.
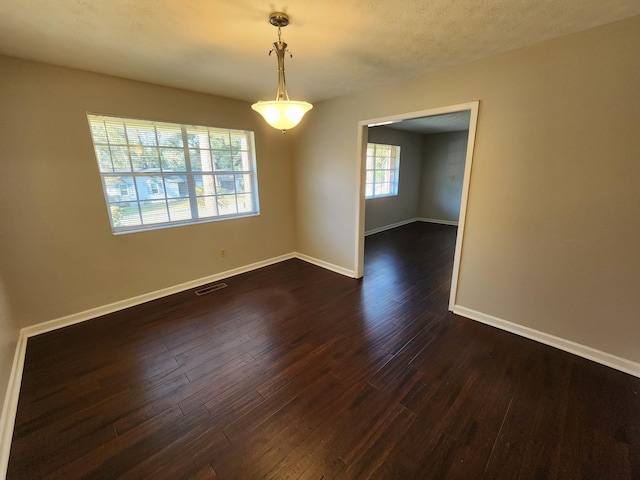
[8, 222, 640, 479]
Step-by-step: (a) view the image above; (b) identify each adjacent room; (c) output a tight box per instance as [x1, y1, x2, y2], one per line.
[364, 111, 471, 235]
[1, 1, 639, 478]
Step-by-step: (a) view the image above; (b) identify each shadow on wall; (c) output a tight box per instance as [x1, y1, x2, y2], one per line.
[419, 130, 469, 223]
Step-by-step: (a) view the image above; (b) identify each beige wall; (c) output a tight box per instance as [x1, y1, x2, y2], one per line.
[365, 127, 423, 232]
[1, 16, 639, 365]
[418, 131, 468, 222]
[0, 271, 19, 415]
[0, 56, 295, 327]
[295, 16, 640, 362]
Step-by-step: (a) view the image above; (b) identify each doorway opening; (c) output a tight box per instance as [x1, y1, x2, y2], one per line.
[355, 101, 479, 310]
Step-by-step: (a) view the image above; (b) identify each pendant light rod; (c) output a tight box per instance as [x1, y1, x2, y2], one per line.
[251, 12, 312, 132]
[271, 31, 291, 101]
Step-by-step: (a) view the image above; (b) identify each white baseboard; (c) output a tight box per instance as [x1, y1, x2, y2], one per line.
[22, 253, 296, 338]
[0, 332, 28, 478]
[365, 217, 458, 236]
[365, 218, 419, 236]
[1, 250, 358, 474]
[294, 253, 357, 278]
[452, 305, 640, 378]
[417, 217, 459, 226]
[22, 252, 356, 340]
[2, 267, 638, 475]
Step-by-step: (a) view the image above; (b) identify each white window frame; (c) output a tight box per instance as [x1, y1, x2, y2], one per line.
[365, 143, 401, 199]
[87, 114, 260, 234]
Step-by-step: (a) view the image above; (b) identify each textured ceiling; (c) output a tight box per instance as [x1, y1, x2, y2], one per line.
[382, 111, 471, 135]
[1, 1, 639, 103]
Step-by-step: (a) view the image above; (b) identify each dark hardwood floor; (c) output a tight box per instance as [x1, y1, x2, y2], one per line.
[7, 222, 640, 479]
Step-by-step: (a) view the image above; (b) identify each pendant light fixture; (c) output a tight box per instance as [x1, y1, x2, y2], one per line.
[251, 12, 312, 133]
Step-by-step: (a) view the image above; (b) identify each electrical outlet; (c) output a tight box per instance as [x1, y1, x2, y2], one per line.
[220, 248, 227, 257]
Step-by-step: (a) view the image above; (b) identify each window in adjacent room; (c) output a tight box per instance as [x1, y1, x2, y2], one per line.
[87, 114, 260, 234]
[365, 143, 401, 198]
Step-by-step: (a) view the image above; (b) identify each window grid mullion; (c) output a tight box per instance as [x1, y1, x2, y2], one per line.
[372, 144, 378, 193]
[208, 128, 221, 216]
[122, 120, 135, 173]
[180, 125, 200, 220]
[103, 121, 118, 173]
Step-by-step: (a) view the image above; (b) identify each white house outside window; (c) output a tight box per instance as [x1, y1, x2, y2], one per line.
[87, 114, 260, 234]
[365, 143, 401, 198]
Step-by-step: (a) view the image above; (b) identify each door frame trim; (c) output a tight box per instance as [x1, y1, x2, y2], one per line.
[354, 100, 480, 311]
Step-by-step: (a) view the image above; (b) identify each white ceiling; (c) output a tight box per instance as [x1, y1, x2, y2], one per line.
[1, 1, 639, 103]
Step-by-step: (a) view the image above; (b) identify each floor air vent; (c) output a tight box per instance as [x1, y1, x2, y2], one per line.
[194, 283, 228, 296]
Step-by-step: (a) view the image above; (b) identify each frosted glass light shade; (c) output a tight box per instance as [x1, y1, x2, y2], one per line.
[251, 100, 313, 131]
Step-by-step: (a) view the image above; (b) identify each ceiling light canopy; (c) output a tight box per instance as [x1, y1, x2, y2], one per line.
[251, 12, 312, 133]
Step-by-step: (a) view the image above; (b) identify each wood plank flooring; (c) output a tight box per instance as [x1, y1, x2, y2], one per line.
[7, 222, 640, 479]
